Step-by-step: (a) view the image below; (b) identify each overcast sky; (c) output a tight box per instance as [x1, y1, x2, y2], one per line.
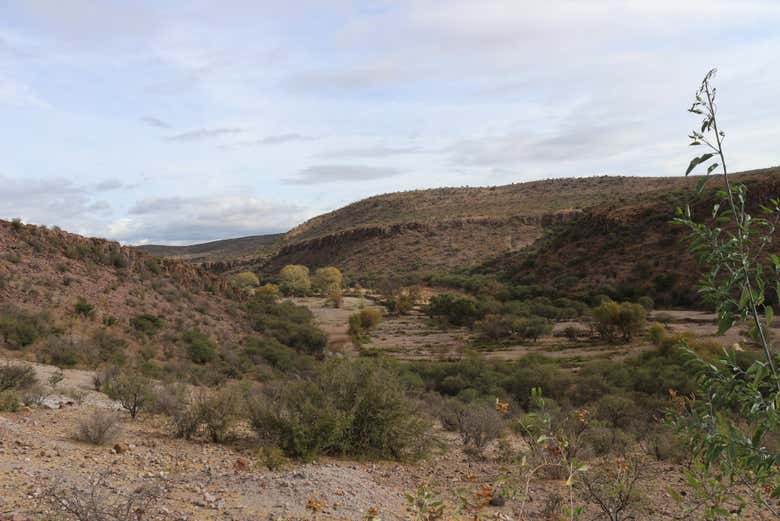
[1, 1, 779, 245]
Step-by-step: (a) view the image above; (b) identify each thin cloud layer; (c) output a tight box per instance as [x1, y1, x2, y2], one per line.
[285, 165, 402, 185]
[164, 127, 243, 142]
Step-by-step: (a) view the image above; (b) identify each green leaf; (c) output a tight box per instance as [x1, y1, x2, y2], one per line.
[706, 162, 720, 175]
[696, 177, 710, 194]
[686, 153, 714, 176]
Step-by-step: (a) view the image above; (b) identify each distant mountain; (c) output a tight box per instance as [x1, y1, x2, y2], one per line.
[137, 233, 283, 263]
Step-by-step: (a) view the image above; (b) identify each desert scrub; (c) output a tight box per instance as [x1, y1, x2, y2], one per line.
[0, 363, 37, 392]
[104, 369, 152, 419]
[180, 329, 217, 364]
[248, 358, 430, 461]
[348, 308, 382, 344]
[74, 410, 121, 445]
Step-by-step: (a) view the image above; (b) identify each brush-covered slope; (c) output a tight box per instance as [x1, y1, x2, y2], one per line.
[0, 219, 257, 377]
[476, 168, 780, 307]
[137, 233, 283, 267]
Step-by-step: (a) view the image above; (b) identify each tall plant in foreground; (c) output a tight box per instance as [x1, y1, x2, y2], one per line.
[672, 68, 780, 519]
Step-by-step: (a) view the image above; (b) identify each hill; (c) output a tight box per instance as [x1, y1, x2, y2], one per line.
[136, 233, 283, 270]
[135, 168, 780, 298]
[263, 171, 777, 282]
[0, 220, 321, 381]
[474, 167, 780, 307]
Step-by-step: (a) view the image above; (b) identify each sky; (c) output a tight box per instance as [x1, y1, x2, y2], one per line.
[1, 1, 779, 245]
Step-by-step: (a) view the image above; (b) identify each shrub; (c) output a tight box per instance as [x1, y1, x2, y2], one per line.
[0, 363, 37, 392]
[247, 299, 326, 355]
[130, 314, 163, 337]
[196, 386, 242, 443]
[44, 472, 163, 521]
[0, 309, 46, 349]
[427, 294, 483, 326]
[74, 410, 121, 445]
[181, 329, 217, 364]
[243, 337, 313, 374]
[637, 296, 654, 311]
[647, 322, 666, 345]
[458, 404, 504, 453]
[43, 335, 81, 367]
[594, 394, 638, 430]
[74, 297, 94, 317]
[348, 308, 383, 343]
[255, 283, 281, 301]
[0, 390, 20, 412]
[514, 315, 553, 342]
[248, 359, 430, 461]
[257, 445, 286, 471]
[475, 314, 514, 340]
[582, 427, 633, 456]
[104, 370, 151, 419]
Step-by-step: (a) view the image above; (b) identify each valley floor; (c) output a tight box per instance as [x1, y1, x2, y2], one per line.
[0, 359, 771, 521]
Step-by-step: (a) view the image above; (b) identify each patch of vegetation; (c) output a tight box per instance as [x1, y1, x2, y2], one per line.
[0, 307, 48, 349]
[247, 358, 430, 461]
[247, 298, 326, 356]
[129, 314, 164, 337]
[180, 329, 217, 364]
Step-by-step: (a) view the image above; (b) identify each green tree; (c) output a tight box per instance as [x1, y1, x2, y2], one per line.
[671, 69, 780, 518]
[313, 266, 342, 294]
[104, 370, 151, 419]
[279, 265, 311, 296]
[592, 301, 645, 343]
[231, 271, 260, 289]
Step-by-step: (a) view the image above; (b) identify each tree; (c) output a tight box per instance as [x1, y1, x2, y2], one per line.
[670, 69, 780, 518]
[231, 271, 259, 289]
[313, 266, 342, 294]
[279, 265, 311, 296]
[255, 283, 281, 302]
[513, 315, 553, 342]
[104, 370, 151, 419]
[592, 301, 646, 343]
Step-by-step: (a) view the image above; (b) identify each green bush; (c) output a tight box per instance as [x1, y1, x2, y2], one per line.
[0, 363, 37, 392]
[74, 297, 94, 317]
[243, 337, 313, 374]
[427, 294, 483, 326]
[592, 301, 646, 343]
[181, 329, 217, 364]
[104, 370, 152, 419]
[0, 390, 21, 412]
[0, 309, 46, 349]
[130, 314, 163, 336]
[348, 308, 383, 343]
[247, 299, 326, 355]
[248, 359, 430, 461]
